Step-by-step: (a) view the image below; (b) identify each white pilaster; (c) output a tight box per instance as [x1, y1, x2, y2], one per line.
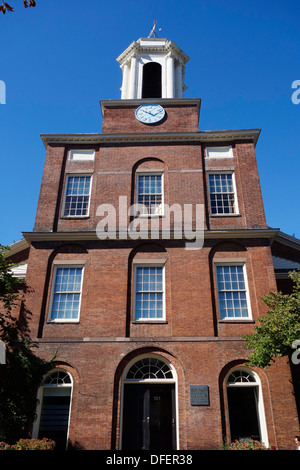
[175, 61, 183, 98]
[129, 54, 137, 99]
[166, 53, 175, 98]
[116, 38, 190, 100]
[121, 62, 130, 99]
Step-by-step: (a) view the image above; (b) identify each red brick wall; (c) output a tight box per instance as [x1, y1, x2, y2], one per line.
[33, 140, 267, 234]
[23, 103, 298, 450]
[101, 102, 199, 134]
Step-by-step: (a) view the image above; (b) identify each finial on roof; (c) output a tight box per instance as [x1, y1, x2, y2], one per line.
[148, 20, 161, 38]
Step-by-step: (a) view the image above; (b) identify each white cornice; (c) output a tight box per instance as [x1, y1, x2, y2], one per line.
[116, 38, 190, 65]
[4, 238, 29, 257]
[22, 228, 278, 243]
[40, 128, 261, 148]
[100, 98, 201, 116]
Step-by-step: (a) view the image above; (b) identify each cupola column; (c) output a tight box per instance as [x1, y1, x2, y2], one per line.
[166, 52, 175, 98]
[129, 53, 137, 99]
[116, 38, 189, 100]
[175, 61, 183, 98]
[121, 61, 130, 99]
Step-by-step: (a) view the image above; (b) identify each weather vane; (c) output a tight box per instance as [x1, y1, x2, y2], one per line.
[148, 21, 162, 38]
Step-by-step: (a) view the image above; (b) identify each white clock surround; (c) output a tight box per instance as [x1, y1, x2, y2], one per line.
[135, 103, 165, 124]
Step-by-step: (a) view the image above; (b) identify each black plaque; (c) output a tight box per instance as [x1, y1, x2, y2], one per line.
[190, 385, 210, 406]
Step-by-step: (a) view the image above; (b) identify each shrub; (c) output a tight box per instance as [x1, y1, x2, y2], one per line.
[227, 438, 267, 450]
[0, 438, 55, 450]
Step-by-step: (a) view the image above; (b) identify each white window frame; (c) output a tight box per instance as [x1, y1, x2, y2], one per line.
[215, 262, 252, 321]
[47, 261, 86, 323]
[32, 369, 73, 448]
[136, 171, 164, 217]
[68, 149, 95, 161]
[61, 174, 92, 218]
[208, 171, 239, 215]
[205, 146, 233, 159]
[225, 367, 269, 448]
[133, 260, 166, 322]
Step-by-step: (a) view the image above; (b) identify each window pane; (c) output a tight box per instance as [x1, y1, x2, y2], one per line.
[137, 174, 162, 215]
[64, 176, 91, 216]
[216, 265, 249, 319]
[51, 268, 83, 321]
[209, 174, 235, 214]
[134, 266, 164, 320]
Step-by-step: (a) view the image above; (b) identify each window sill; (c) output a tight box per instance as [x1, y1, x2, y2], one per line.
[60, 216, 90, 220]
[47, 320, 80, 324]
[132, 320, 168, 324]
[218, 319, 254, 323]
[210, 213, 241, 218]
[135, 214, 165, 218]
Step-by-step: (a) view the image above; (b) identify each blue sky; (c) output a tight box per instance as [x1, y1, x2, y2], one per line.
[0, 0, 299, 246]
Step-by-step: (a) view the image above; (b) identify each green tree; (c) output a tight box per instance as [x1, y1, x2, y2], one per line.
[243, 269, 300, 369]
[0, 245, 53, 443]
[0, 0, 36, 14]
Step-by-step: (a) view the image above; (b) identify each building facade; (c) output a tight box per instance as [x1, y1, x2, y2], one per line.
[12, 36, 299, 450]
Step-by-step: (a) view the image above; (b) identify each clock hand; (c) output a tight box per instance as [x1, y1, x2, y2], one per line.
[142, 110, 153, 116]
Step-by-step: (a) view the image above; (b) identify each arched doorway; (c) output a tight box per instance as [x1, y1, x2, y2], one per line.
[142, 62, 162, 99]
[33, 369, 73, 450]
[121, 354, 177, 450]
[226, 367, 268, 446]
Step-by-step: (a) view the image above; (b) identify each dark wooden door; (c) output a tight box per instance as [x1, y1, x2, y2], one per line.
[122, 383, 175, 450]
[227, 386, 261, 441]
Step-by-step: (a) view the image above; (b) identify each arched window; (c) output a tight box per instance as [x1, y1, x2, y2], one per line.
[227, 370, 256, 384]
[142, 62, 162, 99]
[126, 357, 173, 380]
[226, 368, 268, 446]
[33, 369, 72, 450]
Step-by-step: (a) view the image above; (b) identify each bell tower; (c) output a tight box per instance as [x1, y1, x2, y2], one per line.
[101, 28, 200, 134]
[117, 37, 190, 99]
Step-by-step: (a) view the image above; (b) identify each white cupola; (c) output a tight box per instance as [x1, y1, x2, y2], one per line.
[116, 37, 190, 100]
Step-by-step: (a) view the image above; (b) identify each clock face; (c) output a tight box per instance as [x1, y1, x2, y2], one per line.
[135, 104, 165, 124]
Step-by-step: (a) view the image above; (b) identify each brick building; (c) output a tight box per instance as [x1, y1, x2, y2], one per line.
[7, 36, 300, 450]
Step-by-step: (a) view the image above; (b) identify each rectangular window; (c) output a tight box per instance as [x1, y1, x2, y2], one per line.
[49, 266, 83, 322]
[208, 173, 237, 215]
[134, 265, 164, 320]
[63, 175, 91, 217]
[137, 173, 163, 215]
[216, 264, 251, 319]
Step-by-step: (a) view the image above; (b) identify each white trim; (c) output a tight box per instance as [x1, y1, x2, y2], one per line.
[133, 258, 167, 265]
[22, 228, 279, 242]
[32, 369, 73, 449]
[61, 173, 93, 218]
[119, 353, 179, 450]
[10, 263, 27, 278]
[133, 263, 166, 322]
[225, 366, 269, 448]
[207, 170, 239, 216]
[41, 126, 261, 148]
[53, 259, 87, 265]
[136, 172, 164, 217]
[69, 149, 95, 161]
[205, 146, 233, 159]
[47, 264, 85, 323]
[214, 262, 252, 321]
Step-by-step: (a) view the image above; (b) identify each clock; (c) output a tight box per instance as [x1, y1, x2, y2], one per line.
[135, 103, 165, 124]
